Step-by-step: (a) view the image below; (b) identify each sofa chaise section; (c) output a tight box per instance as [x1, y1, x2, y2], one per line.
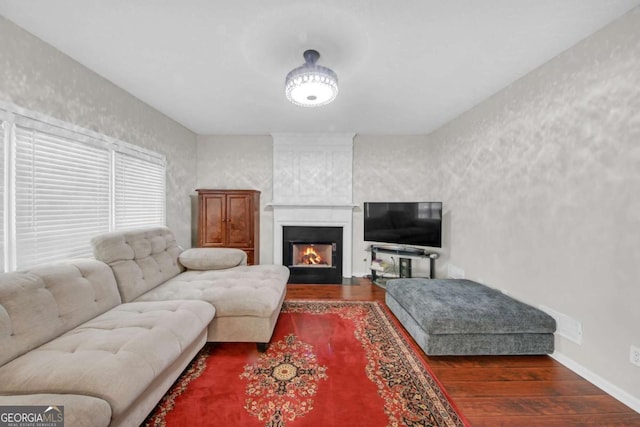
[90, 226, 289, 349]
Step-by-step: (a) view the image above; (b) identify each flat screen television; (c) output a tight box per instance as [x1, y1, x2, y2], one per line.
[364, 202, 442, 248]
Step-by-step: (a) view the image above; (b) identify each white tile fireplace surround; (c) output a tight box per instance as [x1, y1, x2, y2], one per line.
[270, 133, 356, 278]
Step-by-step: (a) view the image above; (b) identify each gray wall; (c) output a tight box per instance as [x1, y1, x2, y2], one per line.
[195, 135, 274, 261]
[358, 8, 640, 401]
[352, 135, 438, 277]
[423, 7, 640, 399]
[0, 16, 197, 247]
[196, 9, 640, 403]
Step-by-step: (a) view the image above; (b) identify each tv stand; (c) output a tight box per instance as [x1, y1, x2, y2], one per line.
[374, 244, 425, 255]
[369, 245, 439, 286]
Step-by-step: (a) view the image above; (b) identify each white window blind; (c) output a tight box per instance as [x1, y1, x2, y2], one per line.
[0, 102, 167, 272]
[114, 151, 165, 230]
[14, 125, 111, 269]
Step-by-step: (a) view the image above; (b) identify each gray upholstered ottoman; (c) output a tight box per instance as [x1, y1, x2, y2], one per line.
[385, 278, 556, 355]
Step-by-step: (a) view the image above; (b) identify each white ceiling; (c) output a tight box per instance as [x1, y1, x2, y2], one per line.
[1, 0, 638, 135]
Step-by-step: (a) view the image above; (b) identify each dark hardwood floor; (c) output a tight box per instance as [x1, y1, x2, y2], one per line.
[286, 278, 640, 426]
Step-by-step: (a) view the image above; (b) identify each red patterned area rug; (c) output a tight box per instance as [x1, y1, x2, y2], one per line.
[144, 301, 469, 427]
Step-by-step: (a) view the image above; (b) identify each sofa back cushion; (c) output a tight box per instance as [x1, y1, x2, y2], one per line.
[0, 259, 121, 366]
[91, 227, 184, 302]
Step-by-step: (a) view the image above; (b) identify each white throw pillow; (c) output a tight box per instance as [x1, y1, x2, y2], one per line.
[178, 248, 246, 270]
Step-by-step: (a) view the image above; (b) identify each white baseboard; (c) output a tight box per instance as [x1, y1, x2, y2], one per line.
[551, 351, 640, 413]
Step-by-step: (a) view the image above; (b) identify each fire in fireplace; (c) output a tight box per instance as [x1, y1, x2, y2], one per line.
[283, 226, 342, 284]
[292, 243, 334, 267]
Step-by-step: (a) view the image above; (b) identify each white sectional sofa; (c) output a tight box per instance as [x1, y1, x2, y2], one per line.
[0, 227, 289, 427]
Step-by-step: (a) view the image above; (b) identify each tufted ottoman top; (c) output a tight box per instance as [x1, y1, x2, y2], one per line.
[386, 279, 556, 335]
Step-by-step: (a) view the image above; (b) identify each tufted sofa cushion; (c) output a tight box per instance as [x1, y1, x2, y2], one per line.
[0, 259, 122, 367]
[135, 265, 289, 317]
[91, 227, 184, 302]
[0, 299, 215, 420]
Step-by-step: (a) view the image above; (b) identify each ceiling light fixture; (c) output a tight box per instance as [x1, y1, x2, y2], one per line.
[285, 49, 338, 107]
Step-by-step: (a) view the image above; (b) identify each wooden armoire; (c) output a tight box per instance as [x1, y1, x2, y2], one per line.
[196, 189, 260, 265]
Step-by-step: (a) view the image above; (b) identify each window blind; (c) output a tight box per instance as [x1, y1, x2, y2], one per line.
[114, 151, 165, 230]
[0, 102, 167, 272]
[14, 125, 111, 269]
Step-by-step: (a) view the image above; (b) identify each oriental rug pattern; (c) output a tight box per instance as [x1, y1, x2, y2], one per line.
[145, 301, 468, 427]
[240, 334, 328, 426]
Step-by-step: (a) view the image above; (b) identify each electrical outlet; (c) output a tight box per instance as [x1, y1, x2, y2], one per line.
[630, 345, 640, 367]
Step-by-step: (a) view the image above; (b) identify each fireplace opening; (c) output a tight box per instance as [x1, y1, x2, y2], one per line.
[291, 243, 334, 267]
[283, 226, 342, 284]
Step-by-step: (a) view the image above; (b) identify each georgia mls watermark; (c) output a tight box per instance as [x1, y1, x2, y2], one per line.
[0, 406, 64, 427]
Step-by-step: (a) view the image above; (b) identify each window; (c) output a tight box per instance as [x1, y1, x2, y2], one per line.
[14, 125, 111, 269]
[114, 151, 165, 230]
[0, 103, 166, 271]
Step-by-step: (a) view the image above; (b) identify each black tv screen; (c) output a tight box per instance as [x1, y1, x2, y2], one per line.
[364, 202, 442, 248]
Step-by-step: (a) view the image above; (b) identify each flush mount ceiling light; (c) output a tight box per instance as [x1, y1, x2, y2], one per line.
[285, 49, 338, 107]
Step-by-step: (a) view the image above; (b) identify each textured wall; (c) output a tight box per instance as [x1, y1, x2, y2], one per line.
[352, 135, 436, 277]
[352, 8, 640, 403]
[0, 16, 197, 248]
[422, 8, 640, 400]
[195, 135, 274, 262]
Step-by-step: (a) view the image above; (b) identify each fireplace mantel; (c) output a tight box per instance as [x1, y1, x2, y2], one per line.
[271, 203, 355, 277]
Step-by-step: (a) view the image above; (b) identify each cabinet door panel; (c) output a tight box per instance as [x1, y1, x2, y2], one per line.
[227, 195, 252, 247]
[197, 189, 259, 265]
[200, 194, 226, 247]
